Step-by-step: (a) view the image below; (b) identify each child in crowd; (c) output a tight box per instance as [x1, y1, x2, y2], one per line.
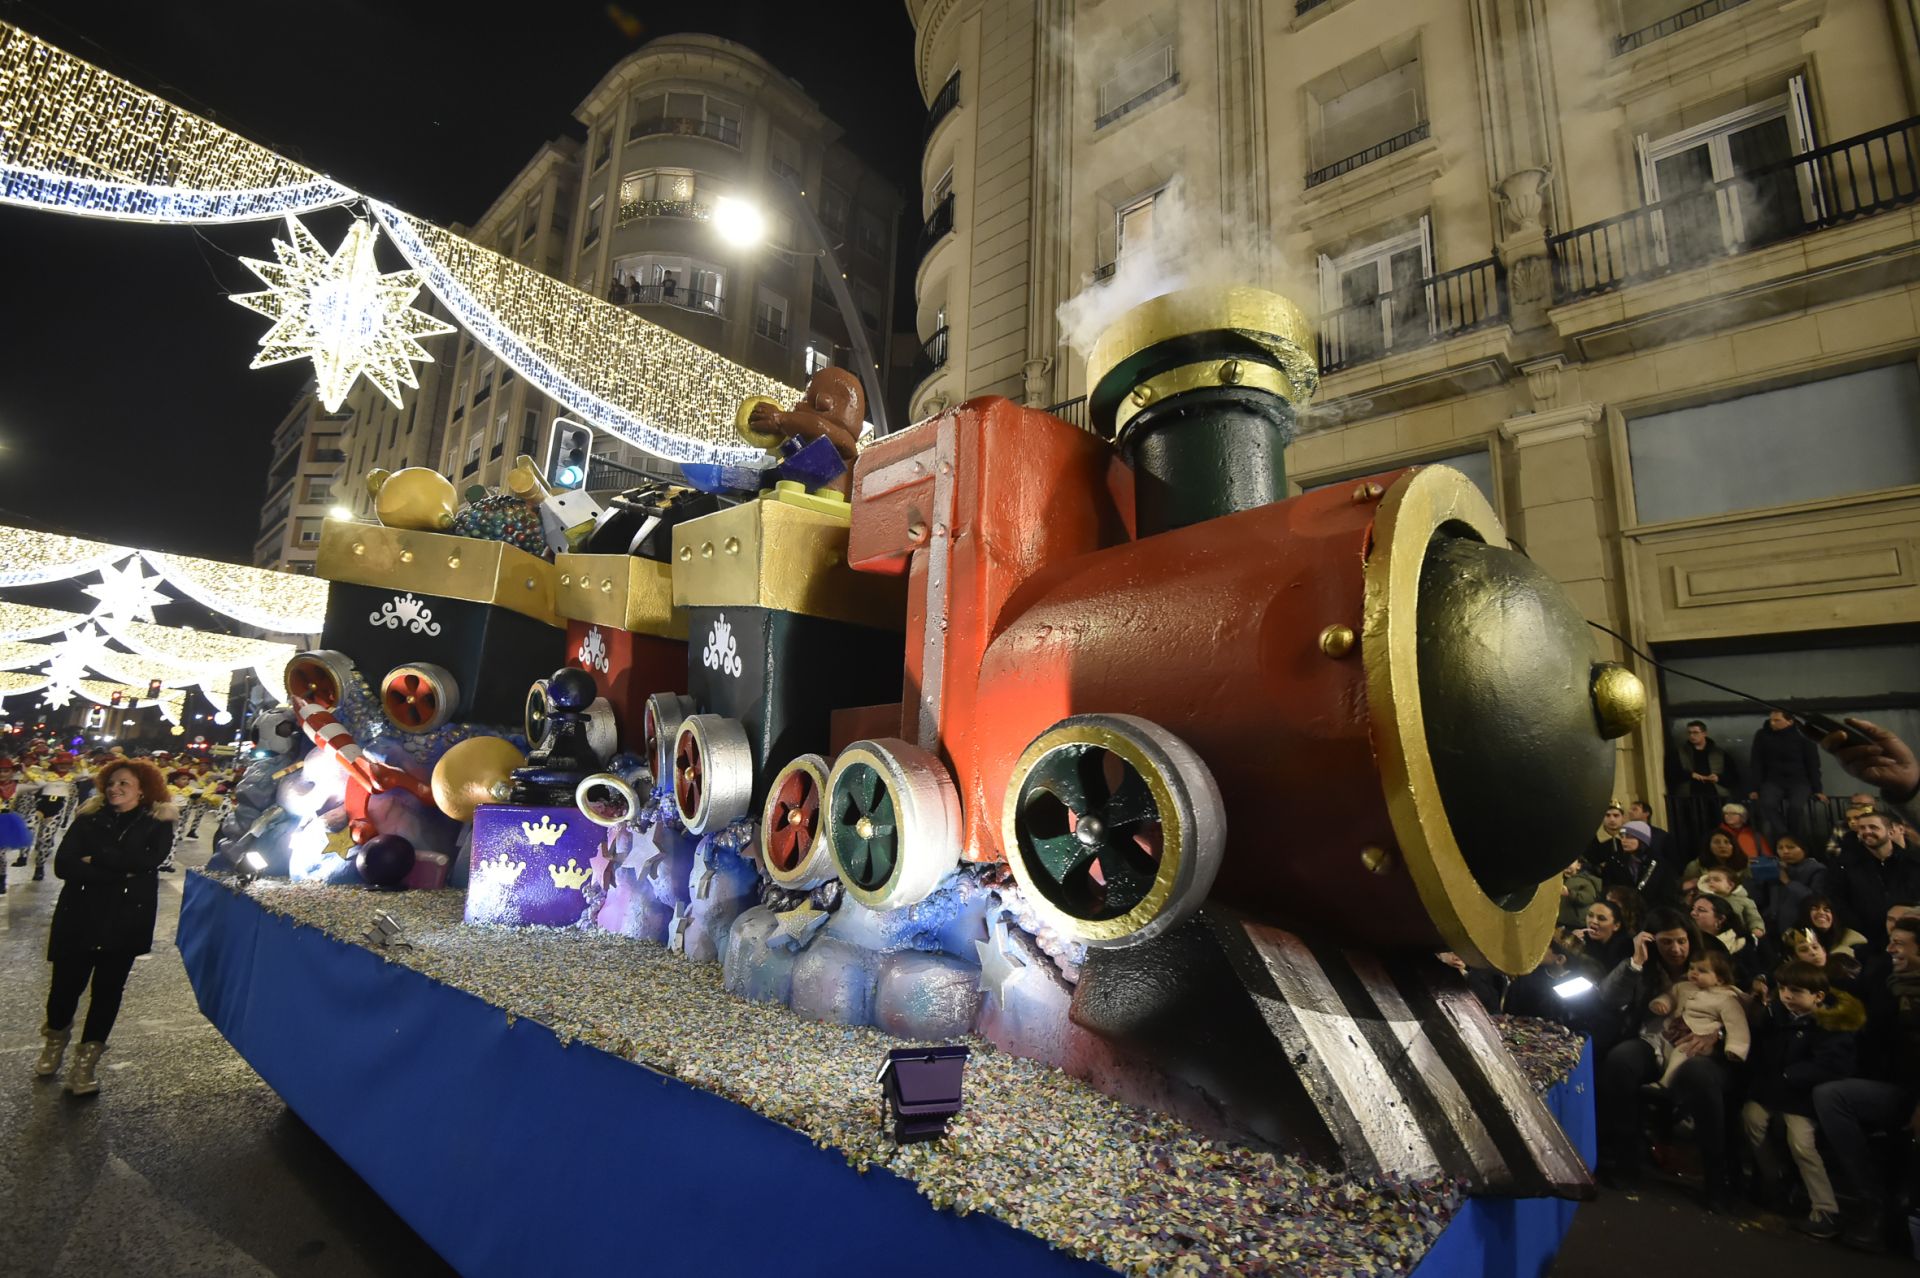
[1780, 926, 1864, 995]
[1699, 866, 1764, 939]
[1741, 960, 1862, 1239]
[1648, 950, 1750, 1088]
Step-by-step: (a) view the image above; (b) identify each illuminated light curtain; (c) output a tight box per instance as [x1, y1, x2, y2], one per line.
[138, 552, 327, 634]
[0, 527, 128, 588]
[372, 204, 794, 466]
[0, 603, 89, 641]
[101, 617, 294, 676]
[0, 22, 357, 223]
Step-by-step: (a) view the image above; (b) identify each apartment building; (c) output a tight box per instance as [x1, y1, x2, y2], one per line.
[253, 387, 350, 573]
[907, 0, 1920, 803]
[569, 33, 903, 425]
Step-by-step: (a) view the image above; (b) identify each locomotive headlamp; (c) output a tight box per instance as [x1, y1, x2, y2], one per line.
[1086, 285, 1319, 534]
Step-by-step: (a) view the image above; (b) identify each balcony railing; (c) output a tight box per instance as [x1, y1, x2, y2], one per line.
[627, 116, 742, 148]
[770, 156, 801, 185]
[1319, 257, 1507, 376]
[1306, 121, 1431, 189]
[917, 193, 955, 265]
[613, 282, 725, 317]
[925, 72, 960, 144]
[1041, 397, 1091, 433]
[617, 198, 709, 228]
[1549, 115, 1920, 302]
[1615, 0, 1751, 55]
[754, 315, 788, 344]
[811, 277, 837, 309]
[922, 326, 949, 371]
[1295, 0, 1335, 13]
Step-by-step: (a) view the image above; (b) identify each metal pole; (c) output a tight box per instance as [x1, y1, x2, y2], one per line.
[771, 174, 892, 436]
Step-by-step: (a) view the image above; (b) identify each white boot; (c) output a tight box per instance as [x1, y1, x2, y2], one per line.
[64, 1041, 103, 1096]
[34, 1024, 69, 1077]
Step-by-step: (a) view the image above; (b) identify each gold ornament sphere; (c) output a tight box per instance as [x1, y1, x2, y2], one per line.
[1589, 662, 1647, 741]
[430, 736, 526, 822]
[374, 467, 458, 531]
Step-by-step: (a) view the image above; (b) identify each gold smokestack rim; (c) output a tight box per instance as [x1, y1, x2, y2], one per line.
[1085, 285, 1319, 441]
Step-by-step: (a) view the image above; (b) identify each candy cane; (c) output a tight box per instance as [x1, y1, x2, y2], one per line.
[291, 697, 436, 808]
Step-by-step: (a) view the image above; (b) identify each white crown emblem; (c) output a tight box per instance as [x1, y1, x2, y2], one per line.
[701, 613, 743, 679]
[370, 591, 442, 636]
[578, 625, 610, 674]
[547, 857, 591, 891]
[474, 853, 526, 883]
[522, 813, 568, 847]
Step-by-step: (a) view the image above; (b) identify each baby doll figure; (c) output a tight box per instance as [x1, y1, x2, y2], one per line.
[1647, 949, 1750, 1088]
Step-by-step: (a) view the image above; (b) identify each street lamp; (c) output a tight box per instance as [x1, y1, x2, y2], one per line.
[710, 181, 892, 436]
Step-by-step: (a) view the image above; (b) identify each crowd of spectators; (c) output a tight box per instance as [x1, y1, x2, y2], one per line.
[1494, 713, 1920, 1253]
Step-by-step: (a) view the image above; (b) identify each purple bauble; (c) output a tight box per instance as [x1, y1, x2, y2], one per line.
[358, 833, 417, 888]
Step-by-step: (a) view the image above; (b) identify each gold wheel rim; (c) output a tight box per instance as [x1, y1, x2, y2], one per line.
[1001, 720, 1185, 945]
[1360, 466, 1556, 974]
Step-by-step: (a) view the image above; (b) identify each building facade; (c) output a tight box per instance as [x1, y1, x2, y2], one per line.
[569, 34, 902, 423]
[908, 0, 1920, 808]
[253, 387, 350, 572]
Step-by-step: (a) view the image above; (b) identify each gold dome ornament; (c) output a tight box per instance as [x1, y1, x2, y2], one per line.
[369, 467, 458, 531]
[430, 736, 526, 822]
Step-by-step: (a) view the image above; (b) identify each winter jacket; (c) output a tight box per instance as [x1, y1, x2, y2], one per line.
[1830, 847, 1920, 949]
[1558, 867, 1602, 929]
[1749, 723, 1824, 793]
[48, 798, 176, 959]
[1598, 953, 1691, 1046]
[1746, 991, 1865, 1116]
[1760, 856, 1829, 937]
[1860, 968, 1920, 1083]
[1715, 883, 1765, 937]
[1670, 742, 1736, 798]
[1717, 821, 1772, 863]
[1600, 846, 1682, 907]
[1666, 982, 1752, 1062]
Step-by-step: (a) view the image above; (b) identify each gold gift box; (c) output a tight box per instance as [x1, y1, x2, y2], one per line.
[553, 553, 685, 639]
[671, 493, 905, 630]
[315, 520, 561, 628]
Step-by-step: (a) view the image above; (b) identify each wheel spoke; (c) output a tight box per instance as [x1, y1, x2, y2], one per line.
[1104, 769, 1158, 829]
[1030, 751, 1092, 815]
[1029, 832, 1095, 886]
[1077, 747, 1115, 811]
[846, 840, 872, 882]
[852, 764, 879, 815]
[866, 828, 896, 883]
[1094, 839, 1157, 906]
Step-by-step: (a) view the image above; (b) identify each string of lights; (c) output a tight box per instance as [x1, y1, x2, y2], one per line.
[0, 22, 357, 223]
[371, 204, 790, 466]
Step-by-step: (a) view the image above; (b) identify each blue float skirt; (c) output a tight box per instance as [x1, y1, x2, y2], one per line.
[0, 811, 32, 849]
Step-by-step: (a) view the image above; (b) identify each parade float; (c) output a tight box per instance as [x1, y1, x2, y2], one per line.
[1, 21, 1620, 1275]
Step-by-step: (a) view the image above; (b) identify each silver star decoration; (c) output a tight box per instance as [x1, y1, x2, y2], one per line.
[83, 558, 171, 623]
[769, 900, 830, 950]
[231, 215, 455, 412]
[668, 905, 691, 954]
[693, 860, 717, 900]
[974, 914, 1029, 1008]
[41, 683, 77, 710]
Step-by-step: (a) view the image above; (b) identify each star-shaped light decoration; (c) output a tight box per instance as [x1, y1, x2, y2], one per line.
[40, 683, 77, 710]
[323, 826, 358, 858]
[40, 624, 107, 691]
[231, 215, 456, 412]
[83, 557, 170, 624]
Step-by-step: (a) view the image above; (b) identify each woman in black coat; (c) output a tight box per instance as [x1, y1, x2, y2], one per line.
[35, 758, 175, 1095]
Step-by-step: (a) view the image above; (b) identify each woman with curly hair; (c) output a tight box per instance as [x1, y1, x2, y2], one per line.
[34, 758, 175, 1095]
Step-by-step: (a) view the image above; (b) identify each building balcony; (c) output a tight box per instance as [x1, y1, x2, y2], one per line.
[1306, 121, 1431, 190]
[627, 116, 741, 149]
[1548, 115, 1920, 357]
[617, 198, 710, 229]
[916, 194, 955, 265]
[909, 324, 950, 405]
[754, 315, 788, 345]
[1614, 0, 1752, 56]
[770, 157, 801, 187]
[610, 281, 725, 318]
[1320, 258, 1506, 376]
[924, 72, 960, 146]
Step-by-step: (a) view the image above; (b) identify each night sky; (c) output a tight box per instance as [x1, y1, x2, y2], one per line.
[0, 0, 923, 563]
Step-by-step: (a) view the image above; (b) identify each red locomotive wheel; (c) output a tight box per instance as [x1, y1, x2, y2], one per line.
[284, 650, 355, 709]
[766, 767, 820, 872]
[675, 731, 704, 821]
[380, 663, 459, 734]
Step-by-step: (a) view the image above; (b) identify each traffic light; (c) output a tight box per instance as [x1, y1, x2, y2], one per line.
[546, 420, 594, 491]
[146, 678, 163, 699]
[110, 690, 123, 707]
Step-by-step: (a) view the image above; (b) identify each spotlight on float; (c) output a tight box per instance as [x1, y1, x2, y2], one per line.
[874, 1044, 970, 1143]
[1552, 975, 1594, 1000]
[363, 909, 409, 950]
[213, 710, 233, 726]
[327, 504, 353, 521]
[238, 848, 268, 884]
[546, 419, 594, 491]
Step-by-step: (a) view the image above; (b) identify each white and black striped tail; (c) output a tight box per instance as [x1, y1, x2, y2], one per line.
[1221, 918, 1591, 1198]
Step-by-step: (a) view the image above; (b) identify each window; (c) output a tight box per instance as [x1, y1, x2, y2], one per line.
[474, 357, 495, 404]
[491, 409, 508, 459]
[854, 281, 882, 335]
[300, 475, 331, 503]
[522, 195, 540, 242]
[930, 167, 954, 209]
[854, 208, 888, 259]
[521, 410, 540, 459]
[1306, 446, 1497, 511]
[1635, 76, 1820, 265]
[1317, 217, 1432, 366]
[630, 92, 742, 146]
[609, 253, 727, 314]
[500, 220, 518, 248]
[770, 129, 804, 183]
[821, 182, 851, 234]
[592, 128, 611, 172]
[805, 340, 834, 375]
[1116, 189, 1161, 258]
[1308, 42, 1426, 175]
[1098, 41, 1177, 126]
[297, 519, 323, 545]
[1627, 363, 1920, 524]
[583, 194, 604, 249]
[310, 433, 344, 463]
[463, 430, 483, 478]
[754, 288, 789, 343]
[619, 169, 716, 223]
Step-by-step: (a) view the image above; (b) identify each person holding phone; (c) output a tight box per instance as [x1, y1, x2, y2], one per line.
[1812, 717, 1919, 827]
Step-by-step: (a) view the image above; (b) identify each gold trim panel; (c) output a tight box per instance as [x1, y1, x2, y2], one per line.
[670, 497, 905, 630]
[315, 521, 560, 628]
[553, 553, 686, 639]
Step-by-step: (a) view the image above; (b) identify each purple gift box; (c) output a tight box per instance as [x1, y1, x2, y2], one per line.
[465, 804, 607, 928]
